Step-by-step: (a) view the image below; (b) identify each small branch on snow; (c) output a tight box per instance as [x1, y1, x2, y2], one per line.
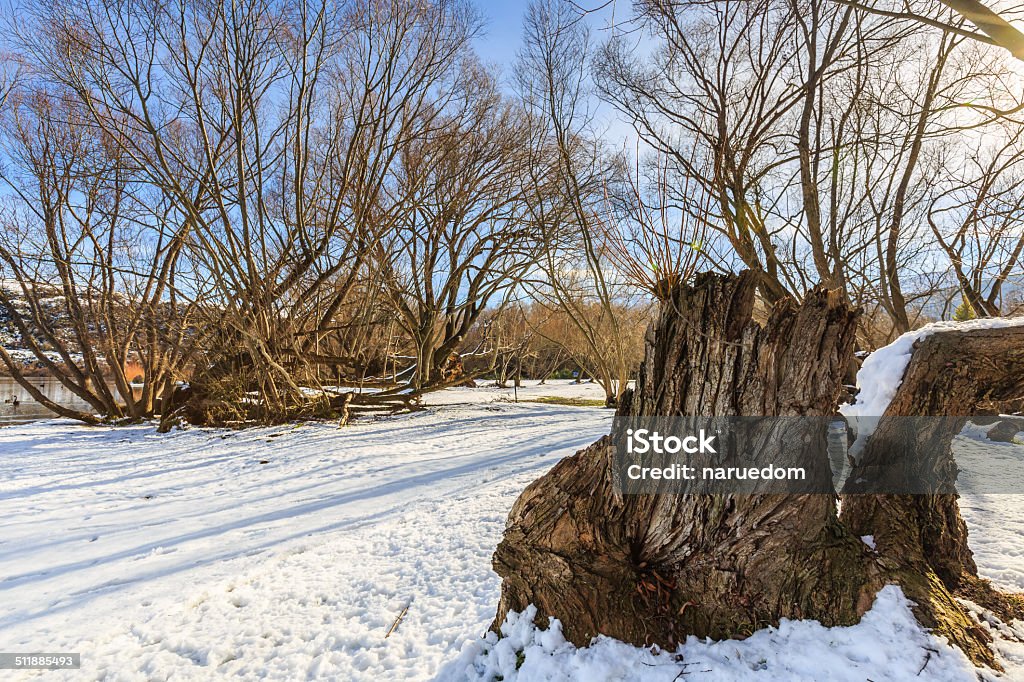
[385, 603, 411, 639]
[916, 646, 939, 675]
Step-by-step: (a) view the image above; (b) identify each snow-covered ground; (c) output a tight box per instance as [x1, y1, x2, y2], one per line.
[439, 585, 1018, 682]
[0, 379, 1022, 681]
[0, 382, 610, 680]
[419, 380, 610, 406]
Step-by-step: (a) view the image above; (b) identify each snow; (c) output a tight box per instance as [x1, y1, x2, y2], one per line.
[0, 379, 1021, 680]
[421, 380, 611, 406]
[438, 587, 981, 682]
[0, 382, 612, 680]
[1, 348, 84, 366]
[842, 316, 1024, 420]
[956, 423, 1024, 594]
[960, 493, 1024, 595]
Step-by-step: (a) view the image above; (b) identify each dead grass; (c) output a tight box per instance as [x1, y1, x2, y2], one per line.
[524, 396, 608, 408]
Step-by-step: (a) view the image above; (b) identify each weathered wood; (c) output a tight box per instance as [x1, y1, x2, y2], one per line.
[492, 271, 1023, 669]
[842, 325, 1024, 666]
[842, 327, 1024, 579]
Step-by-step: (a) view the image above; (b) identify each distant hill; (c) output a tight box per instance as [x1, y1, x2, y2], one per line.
[0, 281, 86, 376]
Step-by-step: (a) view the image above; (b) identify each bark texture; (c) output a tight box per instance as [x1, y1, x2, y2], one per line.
[842, 326, 1024, 666]
[492, 272, 884, 648]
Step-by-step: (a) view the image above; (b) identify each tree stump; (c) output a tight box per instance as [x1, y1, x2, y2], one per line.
[438, 351, 477, 388]
[492, 272, 884, 648]
[492, 272, 1023, 669]
[842, 325, 1024, 666]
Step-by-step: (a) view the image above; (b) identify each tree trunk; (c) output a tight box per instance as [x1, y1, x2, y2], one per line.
[841, 325, 1024, 665]
[493, 272, 884, 649]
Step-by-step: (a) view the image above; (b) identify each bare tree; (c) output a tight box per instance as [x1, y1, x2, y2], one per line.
[518, 0, 657, 407]
[376, 67, 540, 390]
[11, 0, 492, 422]
[0, 88, 195, 422]
[0, 56, 15, 111]
[834, 0, 1024, 59]
[594, 0, 1022, 338]
[927, 121, 1024, 316]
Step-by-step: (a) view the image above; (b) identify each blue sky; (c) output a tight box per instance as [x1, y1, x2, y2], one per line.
[471, 1, 531, 75]
[0, 0, 636, 145]
[469, 1, 631, 77]
[469, 0, 638, 148]
[0, 0, 576, 84]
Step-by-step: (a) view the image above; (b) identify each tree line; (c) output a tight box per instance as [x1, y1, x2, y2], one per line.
[0, 0, 1021, 425]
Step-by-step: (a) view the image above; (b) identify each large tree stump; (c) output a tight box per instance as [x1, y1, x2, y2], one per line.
[843, 326, 1024, 583]
[492, 272, 884, 648]
[492, 272, 1023, 669]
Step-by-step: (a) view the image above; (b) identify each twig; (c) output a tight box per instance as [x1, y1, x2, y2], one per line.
[385, 603, 411, 639]
[917, 646, 939, 675]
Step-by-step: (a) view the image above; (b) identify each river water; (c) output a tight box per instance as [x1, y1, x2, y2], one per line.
[0, 377, 101, 425]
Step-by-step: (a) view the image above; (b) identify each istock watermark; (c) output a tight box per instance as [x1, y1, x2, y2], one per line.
[624, 460, 806, 483]
[610, 415, 1024, 495]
